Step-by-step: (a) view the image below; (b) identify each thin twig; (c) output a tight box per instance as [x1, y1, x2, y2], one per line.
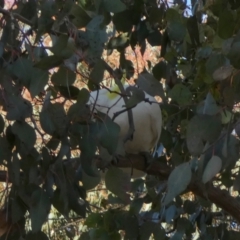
[0, 7, 33, 26]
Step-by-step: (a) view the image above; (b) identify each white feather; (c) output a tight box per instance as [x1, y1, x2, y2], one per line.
[88, 84, 162, 177]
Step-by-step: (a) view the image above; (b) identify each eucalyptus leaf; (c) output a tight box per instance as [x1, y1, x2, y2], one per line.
[96, 112, 120, 155]
[103, 0, 126, 13]
[167, 21, 186, 42]
[136, 71, 165, 99]
[105, 167, 131, 204]
[89, 59, 106, 85]
[169, 84, 192, 106]
[51, 66, 76, 86]
[30, 68, 49, 97]
[6, 96, 32, 121]
[212, 65, 233, 81]
[34, 55, 63, 70]
[12, 121, 36, 151]
[30, 189, 51, 232]
[0, 114, 4, 133]
[202, 156, 222, 183]
[164, 162, 192, 205]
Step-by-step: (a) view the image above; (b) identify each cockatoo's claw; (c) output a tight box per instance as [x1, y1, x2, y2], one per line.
[139, 151, 153, 169]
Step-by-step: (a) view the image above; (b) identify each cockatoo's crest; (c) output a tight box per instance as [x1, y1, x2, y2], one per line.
[106, 85, 121, 100]
[106, 79, 126, 100]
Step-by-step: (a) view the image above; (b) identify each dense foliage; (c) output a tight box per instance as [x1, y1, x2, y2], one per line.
[1, 0, 240, 239]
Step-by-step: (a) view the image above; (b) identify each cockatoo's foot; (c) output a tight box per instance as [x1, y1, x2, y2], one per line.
[139, 151, 153, 170]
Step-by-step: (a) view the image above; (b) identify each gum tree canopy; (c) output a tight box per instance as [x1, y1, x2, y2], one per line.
[1, 0, 240, 239]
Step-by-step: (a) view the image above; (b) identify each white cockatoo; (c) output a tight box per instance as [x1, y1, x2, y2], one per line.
[87, 83, 162, 178]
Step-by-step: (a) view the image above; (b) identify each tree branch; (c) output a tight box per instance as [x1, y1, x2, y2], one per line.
[115, 154, 240, 223]
[1, 154, 240, 223]
[0, 7, 33, 26]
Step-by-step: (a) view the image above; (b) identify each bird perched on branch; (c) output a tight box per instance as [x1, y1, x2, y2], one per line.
[87, 83, 162, 178]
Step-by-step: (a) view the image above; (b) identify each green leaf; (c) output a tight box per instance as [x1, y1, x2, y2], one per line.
[187, 115, 222, 155]
[167, 21, 186, 42]
[187, 16, 200, 46]
[96, 112, 120, 155]
[30, 68, 49, 97]
[166, 8, 181, 21]
[218, 10, 234, 39]
[228, 41, 240, 69]
[40, 110, 56, 136]
[67, 183, 86, 217]
[50, 35, 69, 56]
[51, 66, 76, 86]
[69, 4, 91, 28]
[103, 0, 126, 13]
[34, 55, 63, 70]
[40, 103, 67, 137]
[124, 86, 145, 108]
[11, 152, 20, 186]
[206, 53, 228, 76]
[197, 92, 220, 115]
[0, 114, 4, 133]
[30, 189, 51, 232]
[0, 137, 11, 164]
[12, 121, 36, 150]
[168, 84, 192, 106]
[89, 59, 106, 85]
[105, 167, 131, 204]
[212, 65, 233, 81]
[107, 34, 129, 49]
[147, 30, 162, 46]
[140, 222, 165, 240]
[202, 155, 222, 183]
[19, 0, 37, 20]
[136, 71, 165, 99]
[26, 231, 49, 240]
[77, 88, 90, 104]
[8, 58, 32, 87]
[86, 15, 107, 61]
[89, 228, 110, 240]
[165, 204, 177, 223]
[124, 213, 139, 239]
[6, 96, 32, 121]
[82, 167, 101, 190]
[164, 162, 192, 205]
[152, 61, 168, 80]
[85, 212, 103, 228]
[113, 10, 134, 32]
[57, 85, 80, 100]
[52, 188, 68, 216]
[196, 46, 212, 59]
[80, 124, 98, 176]
[11, 196, 27, 223]
[221, 110, 232, 124]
